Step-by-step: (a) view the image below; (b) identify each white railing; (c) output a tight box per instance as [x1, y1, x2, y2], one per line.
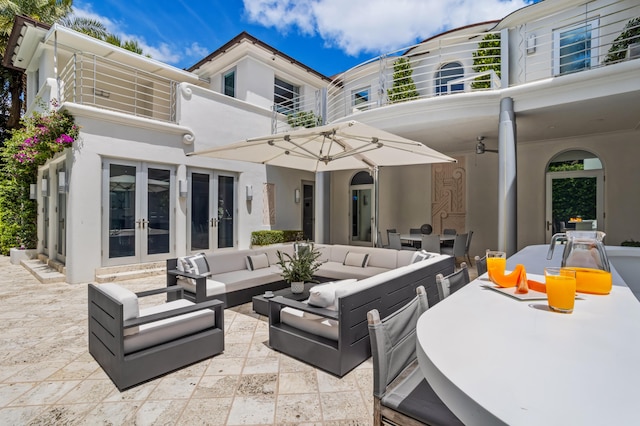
[272, 83, 324, 134]
[59, 53, 178, 123]
[273, 0, 637, 126]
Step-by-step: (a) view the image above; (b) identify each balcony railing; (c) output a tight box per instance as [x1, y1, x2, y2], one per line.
[270, 0, 638, 128]
[59, 53, 178, 123]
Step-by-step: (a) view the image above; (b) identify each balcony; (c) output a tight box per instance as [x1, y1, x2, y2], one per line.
[59, 53, 179, 123]
[271, 0, 639, 129]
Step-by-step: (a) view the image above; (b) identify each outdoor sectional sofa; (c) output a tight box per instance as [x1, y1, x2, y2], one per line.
[166, 243, 452, 307]
[268, 253, 454, 376]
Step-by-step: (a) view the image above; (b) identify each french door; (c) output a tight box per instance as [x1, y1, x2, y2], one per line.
[189, 170, 236, 252]
[350, 184, 374, 246]
[56, 163, 66, 263]
[103, 160, 175, 265]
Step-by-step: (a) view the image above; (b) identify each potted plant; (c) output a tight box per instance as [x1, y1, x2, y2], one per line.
[276, 243, 322, 293]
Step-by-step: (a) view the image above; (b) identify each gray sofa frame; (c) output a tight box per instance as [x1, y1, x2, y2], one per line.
[268, 256, 454, 376]
[166, 258, 288, 308]
[88, 284, 224, 391]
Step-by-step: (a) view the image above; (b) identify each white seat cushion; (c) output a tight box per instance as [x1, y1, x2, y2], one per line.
[280, 305, 339, 341]
[308, 279, 357, 309]
[123, 299, 216, 354]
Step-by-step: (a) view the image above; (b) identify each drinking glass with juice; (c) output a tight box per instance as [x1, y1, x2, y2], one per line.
[545, 267, 577, 313]
[486, 250, 506, 281]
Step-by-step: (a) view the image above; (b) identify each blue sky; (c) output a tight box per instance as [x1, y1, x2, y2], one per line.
[73, 0, 535, 77]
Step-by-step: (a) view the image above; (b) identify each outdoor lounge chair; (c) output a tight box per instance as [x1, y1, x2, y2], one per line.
[436, 262, 470, 301]
[88, 283, 224, 391]
[368, 286, 463, 425]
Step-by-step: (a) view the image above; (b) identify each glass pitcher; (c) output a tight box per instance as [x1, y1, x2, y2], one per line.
[547, 230, 610, 272]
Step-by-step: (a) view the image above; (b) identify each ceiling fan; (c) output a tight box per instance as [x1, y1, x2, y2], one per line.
[475, 136, 498, 154]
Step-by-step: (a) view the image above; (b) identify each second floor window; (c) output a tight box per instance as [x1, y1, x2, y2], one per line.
[553, 19, 599, 75]
[274, 77, 299, 114]
[352, 87, 370, 111]
[435, 62, 464, 95]
[223, 69, 235, 97]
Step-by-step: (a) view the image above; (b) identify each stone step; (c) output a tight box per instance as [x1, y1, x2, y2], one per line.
[21, 259, 66, 284]
[95, 261, 166, 283]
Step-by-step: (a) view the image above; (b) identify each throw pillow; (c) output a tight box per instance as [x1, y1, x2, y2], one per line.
[178, 253, 211, 276]
[246, 253, 270, 271]
[308, 279, 357, 309]
[411, 250, 434, 264]
[343, 251, 369, 268]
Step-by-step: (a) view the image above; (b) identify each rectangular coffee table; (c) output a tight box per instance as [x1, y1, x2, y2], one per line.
[252, 278, 333, 316]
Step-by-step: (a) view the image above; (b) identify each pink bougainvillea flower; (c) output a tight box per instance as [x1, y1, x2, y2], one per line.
[55, 134, 74, 145]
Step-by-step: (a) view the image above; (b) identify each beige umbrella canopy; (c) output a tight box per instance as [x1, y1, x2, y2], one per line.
[190, 120, 455, 172]
[190, 120, 456, 245]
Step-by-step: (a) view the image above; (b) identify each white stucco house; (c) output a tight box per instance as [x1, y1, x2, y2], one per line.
[2, 0, 639, 284]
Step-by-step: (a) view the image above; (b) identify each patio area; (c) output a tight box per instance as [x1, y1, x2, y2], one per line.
[0, 255, 376, 425]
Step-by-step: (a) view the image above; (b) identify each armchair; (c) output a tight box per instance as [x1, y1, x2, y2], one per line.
[88, 283, 224, 391]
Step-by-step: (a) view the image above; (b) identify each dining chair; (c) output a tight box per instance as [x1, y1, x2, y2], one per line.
[409, 228, 421, 248]
[436, 262, 470, 301]
[441, 233, 467, 263]
[367, 286, 463, 426]
[421, 234, 441, 254]
[475, 255, 487, 277]
[442, 228, 457, 248]
[388, 232, 417, 251]
[464, 230, 474, 265]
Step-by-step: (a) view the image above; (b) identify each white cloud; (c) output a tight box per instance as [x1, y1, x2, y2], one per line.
[186, 42, 209, 59]
[243, 0, 532, 56]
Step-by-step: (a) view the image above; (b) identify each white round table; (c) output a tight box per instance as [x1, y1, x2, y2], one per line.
[416, 273, 640, 425]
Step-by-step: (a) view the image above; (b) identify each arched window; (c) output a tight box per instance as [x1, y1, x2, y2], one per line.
[435, 62, 464, 95]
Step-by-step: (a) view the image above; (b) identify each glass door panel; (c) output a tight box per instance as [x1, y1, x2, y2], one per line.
[350, 187, 372, 244]
[217, 175, 235, 249]
[191, 172, 210, 251]
[109, 164, 137, 259]
[146, 168, 171, 255]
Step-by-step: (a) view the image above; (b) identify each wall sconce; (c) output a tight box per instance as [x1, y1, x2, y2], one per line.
[246, 185, 253, 201]
[58, 171, 66, 193]
[29, 184, 37, 200]
[178, 179, 188, 198]
[294, 188, 300, 203]
[41, 178, 48, 197]
[527, 34, 536, 54]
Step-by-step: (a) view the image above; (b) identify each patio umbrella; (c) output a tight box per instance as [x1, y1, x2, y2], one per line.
[189, 120, 456, 245]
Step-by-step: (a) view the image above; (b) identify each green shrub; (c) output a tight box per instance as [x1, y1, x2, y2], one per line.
[0, 101, 78, 254]
[604, 17, 640, 64]
[287, 111, 321, 128]
[251, 230, 304, 246]
[621, 240, 640, 247]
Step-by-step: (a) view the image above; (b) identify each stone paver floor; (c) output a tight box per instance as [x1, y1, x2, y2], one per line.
[0, 256, 374, 425]
[0, 256, 476, 425]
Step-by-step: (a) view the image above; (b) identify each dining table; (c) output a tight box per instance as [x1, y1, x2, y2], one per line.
[415, 245, 640, 425]
[400, 233, 456, 243]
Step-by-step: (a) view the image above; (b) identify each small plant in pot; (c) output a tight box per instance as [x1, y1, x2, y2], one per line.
[276, 243, 322, 293]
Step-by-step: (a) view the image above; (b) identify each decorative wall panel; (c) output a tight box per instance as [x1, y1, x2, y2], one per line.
[432, 158, 466, 234]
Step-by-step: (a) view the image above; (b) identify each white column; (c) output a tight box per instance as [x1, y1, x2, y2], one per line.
[498, 97, 517, 255]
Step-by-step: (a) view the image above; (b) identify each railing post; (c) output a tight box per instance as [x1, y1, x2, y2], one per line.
[500, 28, 510, 89]
[72, 53, 77, 104]
[378, 54, 387, 107]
